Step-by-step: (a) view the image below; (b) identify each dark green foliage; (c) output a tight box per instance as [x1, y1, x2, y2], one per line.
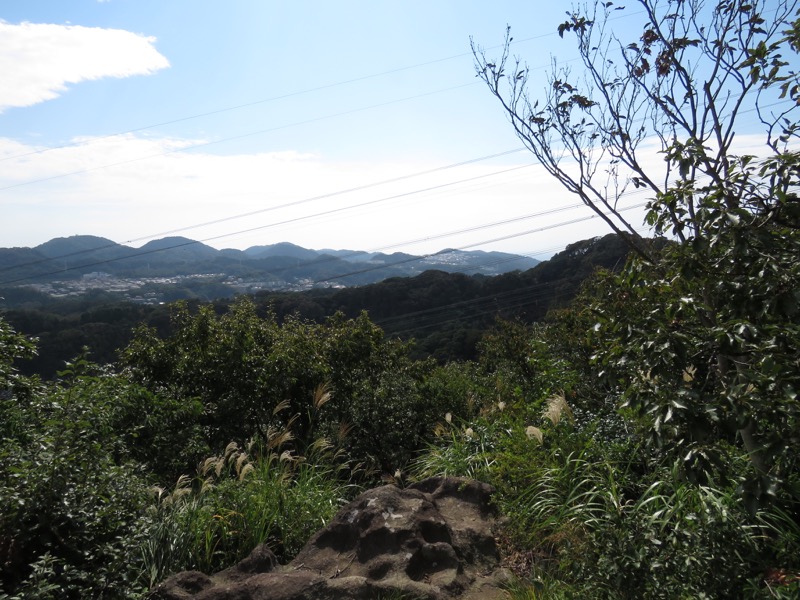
[475, 320, 583, 431]
[418, 361, 487, 420]
[583, 156, 800, 510]
[416, 361, 797, 598]
[4, 0, 800, 596]
[4, 302, 168, 379]
[0, 314, 368, 597]
[0, 348, 152, 598]
[0, 318, 40, 439]
[303, 234, 630, 354]
[120, 298, 464, 473]
[470, 1, 800, 593]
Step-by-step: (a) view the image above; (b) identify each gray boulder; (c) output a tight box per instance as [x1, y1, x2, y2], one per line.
[151, 477, 509, 599]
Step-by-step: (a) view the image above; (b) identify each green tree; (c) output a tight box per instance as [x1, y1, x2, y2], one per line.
[122, 300, 290, 451]
[121, 299, 460, 472]
[0, 315, 40, 442]
[474, 0, 799, 257]
[475, 0, 800, 505]
[0, 324, 154, 598]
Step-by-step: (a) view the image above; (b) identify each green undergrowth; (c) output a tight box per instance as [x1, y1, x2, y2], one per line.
[412, 394, 800, 599]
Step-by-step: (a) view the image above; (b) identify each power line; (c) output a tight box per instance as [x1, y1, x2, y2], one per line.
[0, 9, 620, 164]
[203, 200, 589, 284]
[377, 278, 587, 336]
[375, 281, 559, 330]
[0, 8, 653, 189]
[0, 81, 479, 194]
[1, 71, 786, 284]
[0, 151, 531, 278]
[2, 97, 782, 283]
[0, 187, 646, 287]
[373, 228, 649, 334]
[381, 270, 612, 337]
[126, 149, 526, 243]
[177, 195, 631, 286]
[310, 202, 647, 286]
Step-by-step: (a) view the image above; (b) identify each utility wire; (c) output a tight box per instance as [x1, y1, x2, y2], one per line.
[374, 280, 563, 330]
[0, 147, 530, 275]
[0, 8, 652, 187]
[0, 195, 646, 287]
[2, 93, 779, 283]
[3, 97, 785, 274]
[310, 202, 647, 285]
[1, 80, 785, 283]
[1, 8, 637, 163]
[373, 278, 583, 336]
[173, 194, 627, 285]
[0, 154, 532, 279]
[374, 227, 649, 334]
[0, 81, 478, 193]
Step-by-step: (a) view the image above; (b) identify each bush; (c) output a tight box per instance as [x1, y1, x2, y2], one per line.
[412, 319, 800, 598]
[0, 363, 152, 598]
[122, 300, 468, 474]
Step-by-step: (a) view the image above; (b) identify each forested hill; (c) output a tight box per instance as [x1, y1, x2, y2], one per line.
[0, 235, 539, 286]
[263, 233, 631, 360]
[5, 234, 630, 377]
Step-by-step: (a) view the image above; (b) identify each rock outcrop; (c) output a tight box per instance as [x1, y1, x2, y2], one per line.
[152, 477, 509, 600]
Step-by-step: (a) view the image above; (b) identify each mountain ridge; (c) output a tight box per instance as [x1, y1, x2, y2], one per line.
[0, 234, 540, 290]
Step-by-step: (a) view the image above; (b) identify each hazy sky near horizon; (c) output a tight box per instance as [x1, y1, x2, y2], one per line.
[0, 1, 784, 258]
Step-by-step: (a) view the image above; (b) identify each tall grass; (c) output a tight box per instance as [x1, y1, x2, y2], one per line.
[411, 393, 798, 599]
[502, 576, 577, 600]
[139, 430, 357, 589]
[410, 414, 500, 481]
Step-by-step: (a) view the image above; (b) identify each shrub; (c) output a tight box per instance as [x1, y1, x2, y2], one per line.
[0, 366, 152, 598]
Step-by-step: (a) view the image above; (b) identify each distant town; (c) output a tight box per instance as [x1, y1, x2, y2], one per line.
[18, 271, 348, 304]
[0, 235, 540, 303]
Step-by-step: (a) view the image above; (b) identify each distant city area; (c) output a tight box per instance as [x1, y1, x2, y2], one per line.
[0, 235, 540, 302]
[18, 271, 347, 304]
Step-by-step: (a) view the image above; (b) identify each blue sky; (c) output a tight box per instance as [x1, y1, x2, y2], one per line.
[0, 1, 780, 257]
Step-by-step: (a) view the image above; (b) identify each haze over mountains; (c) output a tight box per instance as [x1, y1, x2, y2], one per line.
[0, 235, 540, 290]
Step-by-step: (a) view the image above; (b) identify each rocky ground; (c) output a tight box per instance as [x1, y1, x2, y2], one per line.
[151, 477, 512, 600]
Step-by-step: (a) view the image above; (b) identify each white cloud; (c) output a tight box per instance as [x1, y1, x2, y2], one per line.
[0, 129, 782, 256]
[0, 133, 610, 254]
[0, 20, 169, 112]
[27, 127, 786, 254]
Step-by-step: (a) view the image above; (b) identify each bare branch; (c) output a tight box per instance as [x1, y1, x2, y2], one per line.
[474, 0, 800, 250]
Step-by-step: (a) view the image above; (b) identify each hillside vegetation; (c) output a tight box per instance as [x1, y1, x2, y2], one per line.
[2, 0, 800, 597]
[1, 221, 798, 598]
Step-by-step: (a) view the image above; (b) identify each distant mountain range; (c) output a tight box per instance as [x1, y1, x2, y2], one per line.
[0, 235, 540, 290]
